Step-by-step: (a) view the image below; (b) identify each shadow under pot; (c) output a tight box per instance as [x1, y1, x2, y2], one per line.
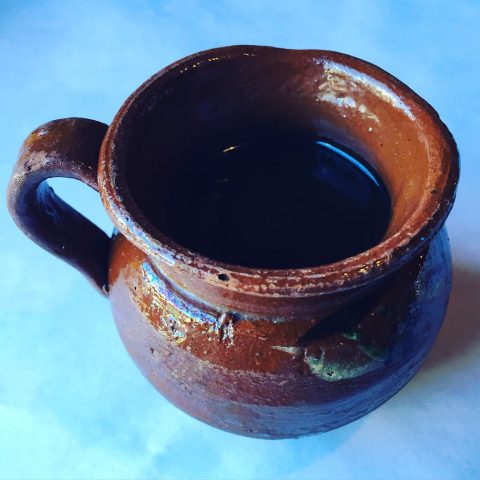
[7, 46, 459, 439]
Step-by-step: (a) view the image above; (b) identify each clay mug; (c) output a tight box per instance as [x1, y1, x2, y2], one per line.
[7, 46, 459, 438]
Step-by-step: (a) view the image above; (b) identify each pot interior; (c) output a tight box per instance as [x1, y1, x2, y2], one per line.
[122, 48, 440, 269]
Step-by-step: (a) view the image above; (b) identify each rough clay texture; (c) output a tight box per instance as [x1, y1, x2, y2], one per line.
[108, 229, 451, 439]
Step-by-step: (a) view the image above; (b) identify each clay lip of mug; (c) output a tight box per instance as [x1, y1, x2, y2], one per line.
[7, 45, 459, 302]
[99, 45, 458, 300]
[7, 45, 460, 439]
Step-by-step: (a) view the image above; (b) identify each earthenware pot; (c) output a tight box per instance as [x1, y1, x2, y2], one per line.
[7, 46, 459, 439]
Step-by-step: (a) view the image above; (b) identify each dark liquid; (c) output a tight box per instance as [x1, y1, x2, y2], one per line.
[161, 138, 391, 269]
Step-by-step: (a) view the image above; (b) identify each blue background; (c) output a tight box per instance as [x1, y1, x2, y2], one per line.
[1, 1, 479, 478]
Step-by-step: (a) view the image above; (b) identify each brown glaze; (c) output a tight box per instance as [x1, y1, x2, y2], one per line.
[7, 118, 110, 294]
[7, 46, 459, 438]
[109, 228, 451, 438]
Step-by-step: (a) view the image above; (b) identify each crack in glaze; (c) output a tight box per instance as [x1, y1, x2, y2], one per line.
[271, 346, 303, 356]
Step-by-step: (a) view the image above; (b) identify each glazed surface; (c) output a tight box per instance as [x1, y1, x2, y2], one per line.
[109, 228, 451, 439]
[100, 47, 458, 311]
[7, 46, 458, 441]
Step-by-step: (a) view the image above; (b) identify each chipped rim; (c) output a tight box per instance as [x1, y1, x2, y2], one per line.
[98, 45, 459, 298]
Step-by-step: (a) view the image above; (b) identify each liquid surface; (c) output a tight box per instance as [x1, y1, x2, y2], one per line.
[161, 138, 391, 269]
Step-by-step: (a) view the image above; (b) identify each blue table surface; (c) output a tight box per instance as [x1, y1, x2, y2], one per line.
[1, 1, 479, 479]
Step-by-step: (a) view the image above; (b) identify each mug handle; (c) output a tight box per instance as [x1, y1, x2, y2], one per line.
[7, 117, 110, 296]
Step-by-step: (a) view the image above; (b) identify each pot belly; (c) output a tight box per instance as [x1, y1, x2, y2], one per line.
[108, 229, 451, 439]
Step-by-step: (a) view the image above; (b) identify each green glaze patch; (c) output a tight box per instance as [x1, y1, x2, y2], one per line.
[342, 330, 360, 341]
[304, 349, 381, 382]
[359, 343, 388, 362]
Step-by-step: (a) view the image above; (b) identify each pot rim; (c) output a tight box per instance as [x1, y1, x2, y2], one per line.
[98, 45, 459, 298]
